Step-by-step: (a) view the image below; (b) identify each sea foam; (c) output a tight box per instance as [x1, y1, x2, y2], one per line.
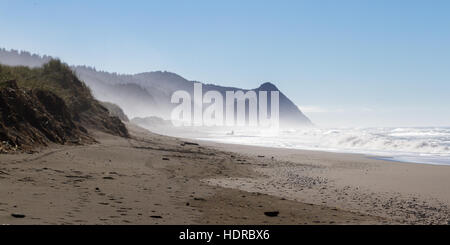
[197, 127, 450, 165]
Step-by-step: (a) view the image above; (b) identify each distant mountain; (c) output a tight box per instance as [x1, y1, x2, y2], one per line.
[73, 66, 159, 118]
[75, 69, 313, 127]
[0, 48, 313, 128]
[0, 48, 52, 67]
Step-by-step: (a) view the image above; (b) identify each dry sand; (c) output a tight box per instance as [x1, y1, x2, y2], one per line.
[0, 124, 448, 224]
[201, 141, 450, 224]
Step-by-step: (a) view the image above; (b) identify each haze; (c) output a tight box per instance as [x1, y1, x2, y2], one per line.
[1, 0, 449, 127]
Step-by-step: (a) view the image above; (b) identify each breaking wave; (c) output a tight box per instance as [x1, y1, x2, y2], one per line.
[198, 127, 450, 165]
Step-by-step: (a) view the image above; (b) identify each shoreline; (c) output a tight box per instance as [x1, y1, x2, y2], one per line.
[0, 124, 448, 224]
[196, 138, 450, 167]
[135, 123, 450, 167]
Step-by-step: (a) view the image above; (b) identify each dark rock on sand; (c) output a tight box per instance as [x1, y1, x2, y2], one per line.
[11, 213, 26, 218]
[264, 211, 279, 217]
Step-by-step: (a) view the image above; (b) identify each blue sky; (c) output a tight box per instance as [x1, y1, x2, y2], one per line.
[1, 0, 449, 127]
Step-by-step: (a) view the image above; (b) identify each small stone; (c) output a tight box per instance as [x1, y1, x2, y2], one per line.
[162, 158, 169, 161]
[150, 215, 163, 219]
[264, 211, 279, 217]
[11, 213, 25, 218]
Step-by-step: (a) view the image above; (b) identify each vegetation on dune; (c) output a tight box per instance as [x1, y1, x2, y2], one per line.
[0, 60, 94, 111]
[0, 60, 128, 152]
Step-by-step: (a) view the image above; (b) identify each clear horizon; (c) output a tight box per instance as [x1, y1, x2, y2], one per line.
[1, 0, 449, 127]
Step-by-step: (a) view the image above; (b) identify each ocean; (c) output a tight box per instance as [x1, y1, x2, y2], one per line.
[197, 127, 450, 166]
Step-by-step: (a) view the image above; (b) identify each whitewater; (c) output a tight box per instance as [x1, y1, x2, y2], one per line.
[197, 127, 450, 165]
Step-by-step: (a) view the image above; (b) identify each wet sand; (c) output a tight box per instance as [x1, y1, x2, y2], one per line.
[1, 124, 447, 224]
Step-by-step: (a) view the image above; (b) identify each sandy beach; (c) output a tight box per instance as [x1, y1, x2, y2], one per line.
[0, 124, 448, 225]
[202, 141, 450, 225]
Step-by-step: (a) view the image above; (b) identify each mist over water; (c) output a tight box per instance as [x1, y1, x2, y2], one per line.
[2, 49, 449, 166]
[195, 127, 450, 166]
